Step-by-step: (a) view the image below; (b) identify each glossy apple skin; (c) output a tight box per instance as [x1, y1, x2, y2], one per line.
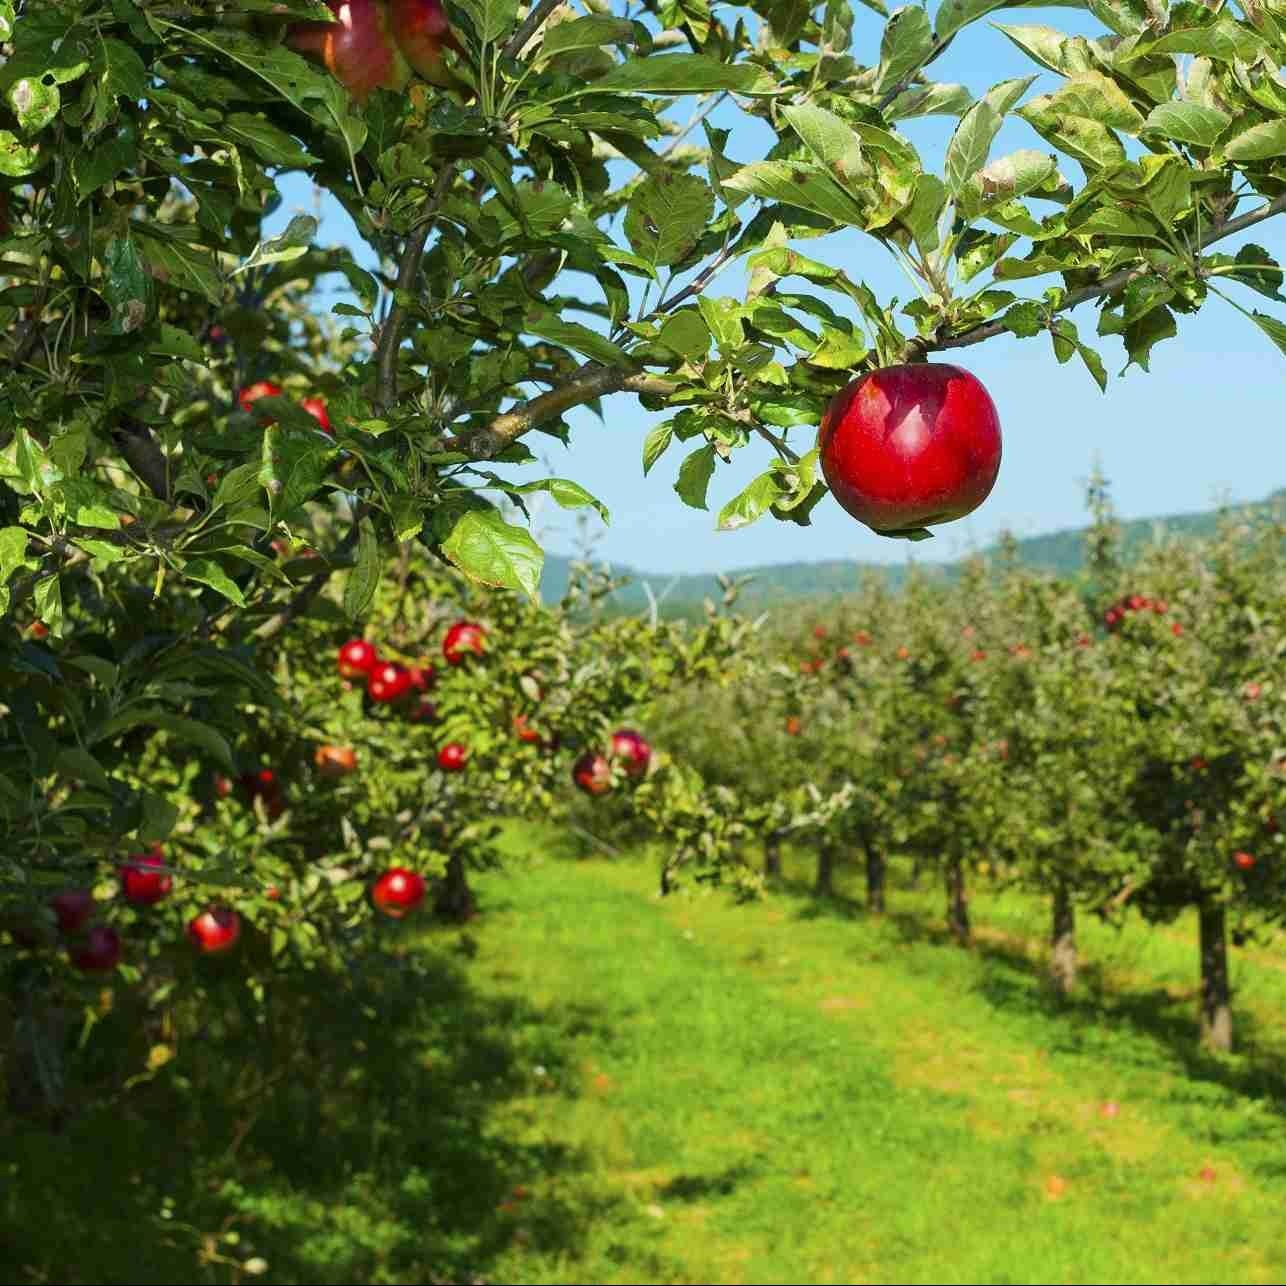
[69, 925, 122, 973]
[119, 847, 173, 905]
[301, 396, 332, 433]
[315, 745, 358, 778]
[1233, 852, 1256, 871]
[437, 742, 468, 772]
[371, 867, 426, 918]
[50, 888, 96, 935]
[289, 0, 412, 103]
[609, 728, 651, 778]
[188, 908, 241, 954]
[514, 714, 543, 744]
[368, 661, 413, 703]
[238, 381, 283, 414]
[573, 752, 612, 797]
[442, 621, 486, 665]
[818, 363, 1001, 535]
[388, 0, 462, 87]
[338, 638, 379, 678]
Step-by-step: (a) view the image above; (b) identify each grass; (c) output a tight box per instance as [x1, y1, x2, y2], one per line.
[6, 826, 1286, 1285]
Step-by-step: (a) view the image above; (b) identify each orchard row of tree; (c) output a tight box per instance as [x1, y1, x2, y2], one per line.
[638, 478, 1285, 1054]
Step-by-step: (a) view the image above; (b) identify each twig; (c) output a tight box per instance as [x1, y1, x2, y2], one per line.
[754, 424, 799, 463]
[659, 91, 727, 160]
[901, 191, 1286, 363]
[875, 34, 954, 115]
[252, 515, 366, 641]
[374, 163, 457, 410]
[651, 238, 739, 316]
[566, 821, 621, 857]
[502, 0, 562, 59]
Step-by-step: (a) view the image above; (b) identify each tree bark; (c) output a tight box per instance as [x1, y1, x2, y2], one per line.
[1049, 879, 1077, 995]
[1198, 896, 1233, 1052]
[764, 834, 782, 879]
[864, 840, 886, 914]
[945, 857, 970, 945]
[433, 852, 477, 923]
[815, 845, 834, 897]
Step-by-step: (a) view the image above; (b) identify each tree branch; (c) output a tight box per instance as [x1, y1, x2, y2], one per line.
[374, 163, 456, 410]
[875, 34, 955, 114]
[252, 513, 367, 642]
[902, 191, 1286, 364]
[446, 363, 678, 459]
[502, 0, 562, 60]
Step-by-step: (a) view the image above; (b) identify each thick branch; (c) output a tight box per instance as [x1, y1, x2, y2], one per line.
[446, 363, 678, 459]
[902, 191, 1286, 364]
[374, 163, 456, 410]
[502, 0, 562, 59]
[111, 418, 172, 503]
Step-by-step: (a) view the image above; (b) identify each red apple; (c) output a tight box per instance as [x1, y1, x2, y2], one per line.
[288, 0, 413, 103]
[119, 846, 173, 906]
[301, 396, 332, 433]
[406, 698, 438, 724]
[265, 885, 281, 901]
[187, 907, 241, 954]
[408, 663, 436, 692]
[213, 772, 234, 799]
[818, 363, 1002, 536]
[314, 745, 358, 778]
[237, 380, 283, 416]
[338, 637, 379, 678]
[69, 925, 122, 973]
[812, 625, 827, 639]
[438, 741, 468, 772]
[1244, 682, 1262, 702]
[1098, 1100, 1119, 1119]
[609, 728, 651, 778]
[785, 716, 802, 736]
[1233, 851, 1256, 872]
[368, 661, 413, 703]
[442, 620, 486, 665]
[1191, 756, 1208, 773]
[971, 649, 986, 662]
[371, 867, 426, 919]
[514, 714, 543, 744]
[50, 888, 96, 935]
[1198, 1165, 1217, 1184]
[26, 620, 48, 639]
[388, 0, 463, 87]
[572, 752, 612, 797]
[1171, 622, 1184, 637]
[854, 630, 872, 646]
[896, 646, 911, 661]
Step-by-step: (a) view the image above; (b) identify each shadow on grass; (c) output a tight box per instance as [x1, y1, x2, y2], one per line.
[658, 1162, 758, 1203]
[1, 934, 623, 1286]
[770, 867, 1286, 1133]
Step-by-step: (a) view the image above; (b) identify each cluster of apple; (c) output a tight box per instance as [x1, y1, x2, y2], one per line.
[288, 0, 461, 104]
[237, 382, 331, 433]
[11, 846, 242, 975]
[1103, 593, 1169, 630]
[337, 620, 485, 771]
[213, 766, 286, 820]
[572, 729, 653, 798]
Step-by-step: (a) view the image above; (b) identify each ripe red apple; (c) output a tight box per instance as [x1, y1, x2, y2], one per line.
[971, 649, 986, 662]
[265, 885, 281, 901]
[371, 867, 426, 919]
[69, 925, 122, 973]
[1233, 851, 1256, 872]
[443, 620, 486, 665]
[437, 741, 468, 772]
[785, 715, 802, 736]
[338, 637, 379, 678]
[1098, 1100, 1119, 1119]
[407, 663, 436, 692]
[897, 646, 911, 661]
[301, 396, 332, 433]
[50, 888, 96, 935]
[288, 0, 413, 103]
[119, 846, 173, 905]
[368, 661, 413, 703]
[187, 907, 241, 954]
[514, 714, 543, 744]
[609, 728, 651, 779]
[1171, 622, 1184, 637]
[237, 380, 283, 416]
[213, 772, 234, 799]
[314, 744, 358, 778]
[1198, 1165, 1217, 1184]
[818, 363, 1002, 536]
[1244, 682, 1262, 702]
[406, 698, 438, 724]
[388, 0, 463, 87]
[1190, 756, 1208, 773]
[854, 630, 872, 646]
[26, 620, 48, 639]
[812, 625, 827, 639]
[572, 752, 612, 796]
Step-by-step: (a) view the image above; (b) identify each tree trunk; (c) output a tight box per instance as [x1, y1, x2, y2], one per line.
[433, 852, 477, 923]
[1049, 880, 1077, 995]
[764, 835, 782, 879]
[6, 1003, 73, 1130]
[1198, 897, 1233, 1052]
[864, 841, 886, 914]
[945, 857, 970, 945]
[815, 845, 834, 897]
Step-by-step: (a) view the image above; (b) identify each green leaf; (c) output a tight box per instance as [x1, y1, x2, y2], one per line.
[0, 526, 34, 585]
[94, 709, 235, 771]
[526, 313, 635, 366]
[1148, 20, 1264, 63]
[102, 236, 149, 335]
[781, 103, 866, 191]
[258, 426, 335, 517]
[134, 223, 223, 304]
[231, 214, 318, 278]
[212, 461, 263, 510]
[1047, 71, 1144, 133]
[723, 160, 863, 225]
[944, 101, 1002, 198]
[222, 112, 315, 168]
[642, 421, 674, 476]
[1140, 101, 1230, 149]
[1224, 120, 1286, 163]
[537, 15, 634, 61]
[937, 0, 1009, 42]
[452, 0, 518, 43]
[7, 74, 59, 133]
[958, 149, 1057, 218]
[657, 312, 711, 361]
[54, 748, 112, 793]
[624, 172, 715, 268]
[717, 470, 786, 531]
[0, 129, 46, 177]
[73, 538, 127, 565]
[1247, 310, 1286, 359]
[440, 507, 543, 602]
[343, 517, 380, 623]
[182, 558, 246, 606]
[886, 81, 973, 120]
[564, 54, 779, 98]
[674, 444, 717, 510]
[138, 789, 178, 845]
[507, 478, 610, 523]
[72, 119, 137, 197]
[33, 575, 62, 636]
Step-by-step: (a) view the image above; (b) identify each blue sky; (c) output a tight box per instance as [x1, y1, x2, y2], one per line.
[270, 5, 1286, 576]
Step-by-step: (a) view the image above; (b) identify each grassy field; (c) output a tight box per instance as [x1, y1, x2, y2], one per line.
[6, 827, 1286, 1285]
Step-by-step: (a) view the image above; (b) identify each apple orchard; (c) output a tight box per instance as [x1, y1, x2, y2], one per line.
[2, 0, 1286, 1174]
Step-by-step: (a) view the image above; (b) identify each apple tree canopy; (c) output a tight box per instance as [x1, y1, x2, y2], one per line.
[4, 0, 1286, 620]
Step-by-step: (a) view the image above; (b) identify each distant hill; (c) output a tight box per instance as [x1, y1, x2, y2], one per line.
[540, 487, 1286, 617]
